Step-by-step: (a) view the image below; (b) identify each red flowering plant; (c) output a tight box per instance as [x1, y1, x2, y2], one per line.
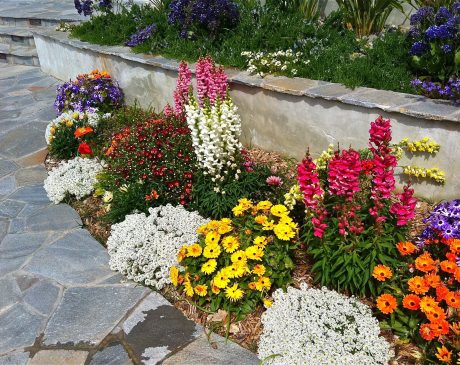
[373, 204, 460, 364]
[300, 116, 417, 296]
[97, 115, 196, 222]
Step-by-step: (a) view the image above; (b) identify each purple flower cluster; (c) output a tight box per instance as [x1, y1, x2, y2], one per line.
[411, 77, 460, 103]
[74, 0, 112, 17]
[419, 200, 460, 243]
[54, 71, 123, 114]
[168, 0, 240, 38]
[125, 24, 157, 47]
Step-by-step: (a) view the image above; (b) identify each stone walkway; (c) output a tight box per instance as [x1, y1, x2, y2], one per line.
[0, 64, 259, 364]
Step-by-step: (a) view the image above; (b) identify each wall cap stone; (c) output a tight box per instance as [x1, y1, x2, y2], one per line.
[33, 28, 459, 123]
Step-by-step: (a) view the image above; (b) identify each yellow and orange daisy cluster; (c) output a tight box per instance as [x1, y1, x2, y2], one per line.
[170, 199, 297, 313]
[375, 238, 460, 363]
[79, 69, 111, 80]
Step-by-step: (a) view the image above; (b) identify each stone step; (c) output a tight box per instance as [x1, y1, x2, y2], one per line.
[0, 42, 39, 66]
[0, 16, 81, 28]
[0, 26, 35, 46]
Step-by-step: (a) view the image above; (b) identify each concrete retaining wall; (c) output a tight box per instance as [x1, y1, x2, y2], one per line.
[34, 29, 460, 201]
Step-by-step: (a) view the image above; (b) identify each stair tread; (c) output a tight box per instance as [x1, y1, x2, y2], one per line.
[0, 42, 37, 57]
[0, 25, 34, 38]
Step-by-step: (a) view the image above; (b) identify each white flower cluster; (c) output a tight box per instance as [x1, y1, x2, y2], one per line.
[241, 49, 309, 77]
[107, 204, 209, 290]
[44, 157, 103, 204]
[258, 285, 393, 365]
[45, 110, 109, 144]
[283, 184, 303, 210]
[185, 96, 243, 188]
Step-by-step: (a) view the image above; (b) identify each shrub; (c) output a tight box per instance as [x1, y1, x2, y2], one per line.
[107, 204, 208, 290]
[54, 69, 123, 114]
[74, 0, 113, 17]
[170, 199, 298, 316]
[299, 116, 416, 296]
[374, 200, 460, 363]
[100, 116, 195, 222]
[44, 157, 103, 204]
[258, 284, 393, 365]
[168, 0, 240, 39]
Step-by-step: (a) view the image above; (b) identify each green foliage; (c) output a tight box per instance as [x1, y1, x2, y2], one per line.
[71, 1, 414, 93]
[190, 165, 277, 219]
[275, 0, 320, 21]
[408, 0, 455, 9]
[335, 0, 405, 37]
[48, 122, 80, 160]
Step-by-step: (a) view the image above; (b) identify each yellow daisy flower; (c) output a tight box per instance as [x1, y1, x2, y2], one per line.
[273, 224, 296, 241]
[270, 204, 289, 217]
[222, 236, 240, 253]
[231, 250, 247, 266]
[201, 259, 217, 275]
[177, 246, 187, 262]
[205, 231, 221, 246]
[211, 282, 221, 294]
[252, 264, 266, 276]
[218, 220, 233, 234]
[262, 220, 275, 231]
[254, 236, 268, 247]
[194, 284, 208, 297]
[255, 276, 271, 291]
[263, 298, 273, 308]
[170, 266, 179, 286]
[213, 271, 230, 289]
[187, 244, 202, 257]
[245, 245, 263, 261]
[225, 284, 244, 302]
[224, 264, 245, 279]
[184, 281, 194, 297]
[238, 198, 253, 210]
[254, 215, 268, 225]
[232, 205, 245, 217]
[203, 244, 221, 259]
[256, 201, 272, 210]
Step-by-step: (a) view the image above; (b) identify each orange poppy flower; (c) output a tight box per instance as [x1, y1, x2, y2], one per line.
[74, 126, 94, 138]
[445, 291, 460, 308]
[426, 306, 446, 323]
[431, 320, 450, 337]
[436, 346, 452, 363]
[424, 273, 442, 288]
[376, 294, 397, 314]
[408, 276, 430, 295]
[415, 252, 436, 273]
[448, 238, 460, 255]
[396, 241, 417, 256]
[436, 285, 450, 302]
[372, 264, 393, 282]
[419, 296, 438, 314]
[440, 260, 457, 274]
[402, 294, 421, 310]
[419, 323, 437, 341]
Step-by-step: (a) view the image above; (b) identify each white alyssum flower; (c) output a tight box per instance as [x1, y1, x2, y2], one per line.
[241, 49, 306, 78]
[107, 204, 208, 290]
[44, 157, 103, 204]
[185, 95, 243, 184]
[258, 285, 393, 365]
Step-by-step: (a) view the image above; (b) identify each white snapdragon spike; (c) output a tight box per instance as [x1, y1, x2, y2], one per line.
[185, 95, 243, 184]
[107, 204, 208, 290]
[44, 157, 103, 204]
[258, 284, 393, 365]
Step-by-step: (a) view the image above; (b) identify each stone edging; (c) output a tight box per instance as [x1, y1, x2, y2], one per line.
[32, 28, 460, 123]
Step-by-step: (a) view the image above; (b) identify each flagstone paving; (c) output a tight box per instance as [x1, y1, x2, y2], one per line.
[0, 63, 259, 364]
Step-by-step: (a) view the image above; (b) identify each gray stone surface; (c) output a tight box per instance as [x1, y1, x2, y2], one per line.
[89, 344, 133, 365]
[28, 350, 88, 365]
[0, 275, 22, 311]
[0, 351, 29, 365]
[24, 204, 82, 231]
[43, 286, 147, 346]
[0, 200, 25, 218]
[8, 185, 49, 204]
[23, 280, 60, 315]
[14, 165, 47, 186]
[0, 176, 17, 197]
[0, 304, 45, 354]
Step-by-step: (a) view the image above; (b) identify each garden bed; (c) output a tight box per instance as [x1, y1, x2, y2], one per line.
[34, 28, 460, 201]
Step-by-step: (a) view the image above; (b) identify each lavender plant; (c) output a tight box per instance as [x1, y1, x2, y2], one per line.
[125, 24, 157, 47]
[74, 0, 112, 16]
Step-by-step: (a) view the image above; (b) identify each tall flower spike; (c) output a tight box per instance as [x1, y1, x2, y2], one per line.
[195, 56, 228, 106]
[173, 61, 192, 117]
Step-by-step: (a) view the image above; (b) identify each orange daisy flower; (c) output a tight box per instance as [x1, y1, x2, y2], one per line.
[419, 323, 437, 341]
[376, 294, 397, 314]
[455, 268, 460, 282]
[372, 264, 393, 282]
[448, 238, 460, 255]
[74, 126, 94, 138]
[436, 285, 450, 302]
[431, 320, 450, 337]
[450, 322, 460, 335]
[419, 296, 438, 314]
[424, 273, 442, 288]
[440, 260, 457, 274]
[435, 346, 452, 363]
[445, 291, 460, 308]
[396, 241, 417, 256]
[415, 252, 436, 273]
[426, 306, 446, 323]
[446, 252, 457, 262]
[402, 294, 421, 310]
[408, 276, 430, 295]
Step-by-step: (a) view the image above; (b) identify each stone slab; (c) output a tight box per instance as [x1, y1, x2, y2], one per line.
[89, 344, 133, 365]
[0, 126, 45, 159]
[0, 351, 29, 365]
[8, 185, 49, 204]
[43, 286, 147, 346]
[28, 350, 88, 365]
[14, 166, 47, 187]
[24, 204, 82, 232]
[23, 280, 60, 315]
[0, 200, 25, 219]
[0, 159, 18, 178]
[0, 275, 22, 312]
[0, 176, 16, 197]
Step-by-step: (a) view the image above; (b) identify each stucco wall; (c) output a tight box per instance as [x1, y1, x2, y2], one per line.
[34, 31, 460, 201]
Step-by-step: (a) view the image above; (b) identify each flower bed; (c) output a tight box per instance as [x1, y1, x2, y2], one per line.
[42, 61, 460, 364]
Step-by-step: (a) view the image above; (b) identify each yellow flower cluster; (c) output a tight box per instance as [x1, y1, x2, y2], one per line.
[400, 137, 440, 154]
[47, 111, 80, 143]
[170, 199, 297, 312]
[313, 144, 334, 170]
[284, 184, 303, 210]
[403, 166, 446, 184]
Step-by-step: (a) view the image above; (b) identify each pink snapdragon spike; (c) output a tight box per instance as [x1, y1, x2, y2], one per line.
[297, 155, 323, 210]
[173, 61, 192, 117]
[390, 185, 417, 226]
[163, 103, 174, 117]
[196, 56, 228, 105]
[266, 175, 283, 187]
[327, 149, 362, 200]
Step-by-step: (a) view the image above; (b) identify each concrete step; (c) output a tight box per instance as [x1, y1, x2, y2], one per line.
[0, 16, 80, 28]
[0, 26, 35, 46]
[0, 42, 39, 66]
